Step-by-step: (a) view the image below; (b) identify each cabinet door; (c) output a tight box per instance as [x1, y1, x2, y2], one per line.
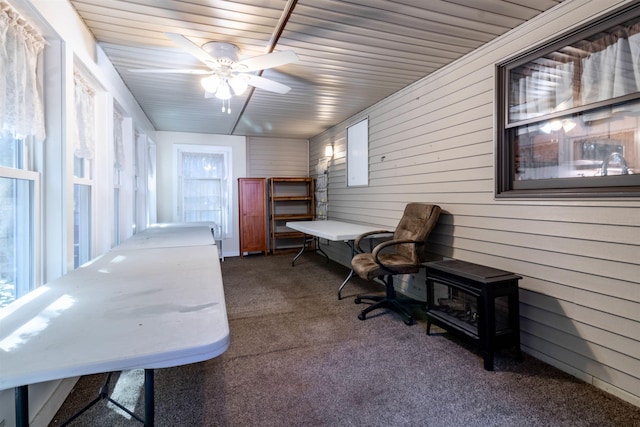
[239, 178, 266, 255]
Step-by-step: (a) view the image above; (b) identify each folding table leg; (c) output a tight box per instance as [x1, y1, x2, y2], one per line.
[15, 385, 29, 427]
[145, 369, 155, 427]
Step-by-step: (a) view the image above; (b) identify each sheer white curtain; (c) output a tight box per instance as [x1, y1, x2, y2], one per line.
[580, 24, 640, 121]
[512, 23, 640, 123]
[179, 151, 229, 238]
[73, 72, 96, 159]
[0, 1, 45, 141]
[511, 60, 575, 122]
[113, 109, 125, 171]
[582, 25, 640, 104]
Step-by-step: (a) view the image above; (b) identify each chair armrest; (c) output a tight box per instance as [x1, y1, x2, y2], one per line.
[354, 230, 393, 253]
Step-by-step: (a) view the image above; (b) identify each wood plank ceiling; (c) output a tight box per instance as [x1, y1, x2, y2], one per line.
[68, 0, 565, 139]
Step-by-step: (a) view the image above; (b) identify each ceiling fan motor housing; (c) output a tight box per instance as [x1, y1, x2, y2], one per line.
[201, 42, 240, 66]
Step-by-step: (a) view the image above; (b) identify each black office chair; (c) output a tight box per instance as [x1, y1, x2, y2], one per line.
[351, 203, 441, 325]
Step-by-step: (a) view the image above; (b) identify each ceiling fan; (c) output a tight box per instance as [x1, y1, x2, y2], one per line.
[130, 33, 299, 102]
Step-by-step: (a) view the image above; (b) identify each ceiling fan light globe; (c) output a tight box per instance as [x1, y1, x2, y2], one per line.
[201, 75, 220, 93]
[215, 82, 232, 100]
[229, 76, 248, 95]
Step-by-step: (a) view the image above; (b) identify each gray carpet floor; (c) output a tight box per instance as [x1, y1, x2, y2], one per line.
[49, 252, 640, 426]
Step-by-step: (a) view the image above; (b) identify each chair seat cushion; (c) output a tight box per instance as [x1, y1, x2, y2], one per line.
[352, 253, 420, 281]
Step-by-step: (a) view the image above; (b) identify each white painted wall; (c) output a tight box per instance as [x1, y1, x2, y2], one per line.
[309, 0, 640, 407]
[155, 132, 246, 258]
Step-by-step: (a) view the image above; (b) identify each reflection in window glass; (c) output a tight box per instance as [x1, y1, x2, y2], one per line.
[508, 18, 640, 124]
[513, 101, 638, 183]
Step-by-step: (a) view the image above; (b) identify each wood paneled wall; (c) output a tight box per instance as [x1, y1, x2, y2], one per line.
[247, 137, 309, 178]
[309, 0, 640, 407]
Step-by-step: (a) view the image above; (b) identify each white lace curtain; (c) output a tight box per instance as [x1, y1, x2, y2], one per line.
[73, 72, 96, 159]
[180, 151, 229, 238]
[181, 152, 226, 179]
[0, 1, 45, 141]
[113, 109, 125, 170]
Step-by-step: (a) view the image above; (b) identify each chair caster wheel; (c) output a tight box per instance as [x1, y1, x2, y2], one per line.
[358, 312, 366, 321]
[354, 298, 362, 304]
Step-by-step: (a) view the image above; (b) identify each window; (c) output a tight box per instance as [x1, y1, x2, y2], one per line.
[0, 168, 37, 308]
[496, 4, 640, 197]
[0, 4, 45, 307]
[175, 146, 231, 239]
[72, 71, 95, 264]
[113, 108, 126, 245]
[0, 136, 38, 307]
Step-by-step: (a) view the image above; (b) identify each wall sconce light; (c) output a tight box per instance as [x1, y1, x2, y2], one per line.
[325, 145, 334, 158]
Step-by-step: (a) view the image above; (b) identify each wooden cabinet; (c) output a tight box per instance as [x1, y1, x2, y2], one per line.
[238, 178, 267, 257]
[268, 177, 315, 253]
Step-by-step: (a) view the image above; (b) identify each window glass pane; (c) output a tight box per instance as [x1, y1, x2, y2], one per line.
[114, 188, 120, 246]
[513, 101, 639, 182]
[509, 59, 576, 122]
[74, 156, 93, 179]
[0, 132, 24, 169]
[74, 156, 84, 178]
[74, 184, 91, 268]
[0, 177, 33, 308]
[182, 178, 223, 224]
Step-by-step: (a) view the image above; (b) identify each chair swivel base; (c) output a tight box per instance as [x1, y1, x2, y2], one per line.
[354, 295, 414, 325]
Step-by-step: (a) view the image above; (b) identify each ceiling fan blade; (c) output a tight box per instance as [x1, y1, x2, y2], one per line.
[247, 75, 291, 94]
[235, 50, 299, 72]
[128, 68, 212, 75]
[164, 32, 218, 68]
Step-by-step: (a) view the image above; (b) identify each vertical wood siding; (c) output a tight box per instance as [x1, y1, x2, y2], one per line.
[247, 137, 309, 178]
[309, 0, 640, 407]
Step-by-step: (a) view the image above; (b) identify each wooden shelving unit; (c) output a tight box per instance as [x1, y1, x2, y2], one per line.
[268, 177, 315, 253]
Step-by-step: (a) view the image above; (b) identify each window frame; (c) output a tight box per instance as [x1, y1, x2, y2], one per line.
[496, 3, 640, 198]
[0, 165, 40, 307]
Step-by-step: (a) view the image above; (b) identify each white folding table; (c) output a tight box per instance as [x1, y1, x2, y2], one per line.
[115, 222, 218, 250]
[286, 220, 392, 299]
[0, 225, 230, 426]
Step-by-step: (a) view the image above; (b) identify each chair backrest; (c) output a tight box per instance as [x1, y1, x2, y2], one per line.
[393, 203, 441, 264]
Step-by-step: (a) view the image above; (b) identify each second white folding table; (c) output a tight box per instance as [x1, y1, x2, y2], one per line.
[286, 220, 391, 299]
